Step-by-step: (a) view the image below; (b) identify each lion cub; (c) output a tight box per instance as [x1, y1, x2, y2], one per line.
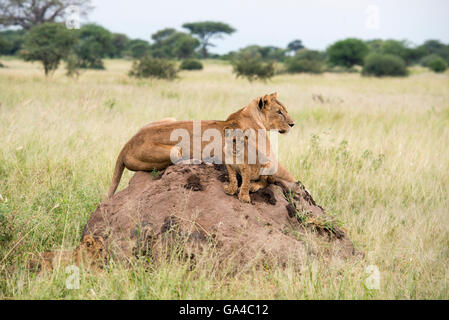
[224, 163, 274, 203]
[223, 130, 275, 203]
[29, 235, 106, 273]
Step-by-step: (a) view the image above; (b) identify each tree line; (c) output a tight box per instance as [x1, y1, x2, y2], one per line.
[229, 38, 449, 80]
[0, 0, 448, 79]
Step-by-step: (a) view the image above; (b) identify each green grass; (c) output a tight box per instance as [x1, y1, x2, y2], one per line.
[0, 58, 448, 299]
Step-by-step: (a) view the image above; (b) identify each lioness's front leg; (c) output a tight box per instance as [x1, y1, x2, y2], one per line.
[224, 165, 238, 196]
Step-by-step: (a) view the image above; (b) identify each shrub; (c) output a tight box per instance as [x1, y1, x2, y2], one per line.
[231, 51, 274, 81]
[129, 55, 178, 80]
[421, 54, 447, 73]
[366, 39, 417, 65]
[180, 59, 203, 70]
[417, 40, 449, 64]
[327, 38, 369, 68]
[362, 54, 408, 77]
[285, 50, 324, 74]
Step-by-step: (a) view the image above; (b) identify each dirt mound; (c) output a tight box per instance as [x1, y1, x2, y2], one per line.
[83, 163, 361, 268]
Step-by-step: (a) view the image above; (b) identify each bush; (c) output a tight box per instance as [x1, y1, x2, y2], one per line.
[327, 38, 369, 68]
[421, 54, 447, 73]
[417, 40, 449, 64]
[285, 50, 324, 74]
[362, 54, 408, 77]
[231, 51, 274, 81]
[366, 39, 417, 65]
[180, 59, 203, 70]
[129, 56, 178, 80]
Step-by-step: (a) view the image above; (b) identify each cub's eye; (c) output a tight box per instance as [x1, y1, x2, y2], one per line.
[277, 110, 283, 115]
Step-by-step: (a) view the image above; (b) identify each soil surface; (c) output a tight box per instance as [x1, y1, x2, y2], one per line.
[83, 163, 361, 267]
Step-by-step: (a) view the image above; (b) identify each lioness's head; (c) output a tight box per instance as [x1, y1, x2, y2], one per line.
[257, 93, 295, 134]
[80, 235, 106, 262]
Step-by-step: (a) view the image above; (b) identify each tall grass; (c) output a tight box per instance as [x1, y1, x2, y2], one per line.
[0, 59, 448, 299]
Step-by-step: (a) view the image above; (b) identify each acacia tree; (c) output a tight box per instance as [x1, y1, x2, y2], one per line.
[182, 21, 235, 58]
[0, 0, 92, 29]
[151, 28, 176, 43]
[21, 22, 76, 76]
[287, 39, 304, 54]
[150, 28, 199, 59]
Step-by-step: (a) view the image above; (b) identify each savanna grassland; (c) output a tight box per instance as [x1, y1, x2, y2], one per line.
[0, 58, 448, 299]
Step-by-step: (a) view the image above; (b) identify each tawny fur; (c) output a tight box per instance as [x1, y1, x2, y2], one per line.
[223, 93, 291, 202]
[106, 93, 297, 201]
[29, 235, 106, 273]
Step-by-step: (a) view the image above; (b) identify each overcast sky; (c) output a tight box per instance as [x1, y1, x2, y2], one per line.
[89, 0, 449, 54]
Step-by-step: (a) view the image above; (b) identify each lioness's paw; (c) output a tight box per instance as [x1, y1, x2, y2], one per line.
[238, 193, 251, 203]
[249, 184, 263, 192]
[224, 184, 237, 195]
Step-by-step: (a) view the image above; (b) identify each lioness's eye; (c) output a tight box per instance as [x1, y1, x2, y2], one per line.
[278, 110, 283, 115]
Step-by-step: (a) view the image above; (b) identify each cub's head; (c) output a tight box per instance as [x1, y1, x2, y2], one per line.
[80, 235, 106, 262]
[258, 93, 295, 134]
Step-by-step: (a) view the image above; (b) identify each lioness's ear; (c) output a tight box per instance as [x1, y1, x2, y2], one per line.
[258, 94, 271, 110]
[270, 92, 278, 99]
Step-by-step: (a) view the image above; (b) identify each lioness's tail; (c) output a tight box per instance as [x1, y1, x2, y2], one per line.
[106, 146, 128, 199]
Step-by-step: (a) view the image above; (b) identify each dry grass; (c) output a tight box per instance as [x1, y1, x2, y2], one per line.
[0, 58, 448, 299]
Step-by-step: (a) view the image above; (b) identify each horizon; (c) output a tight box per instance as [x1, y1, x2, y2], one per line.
[87, 0, 449, 54]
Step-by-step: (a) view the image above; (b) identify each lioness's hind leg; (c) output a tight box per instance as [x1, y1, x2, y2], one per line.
[126, 144, 180, 172]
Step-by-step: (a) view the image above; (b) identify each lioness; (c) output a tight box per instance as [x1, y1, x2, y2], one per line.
[106, 93, 297, 200]
[29, 235, 106, 273]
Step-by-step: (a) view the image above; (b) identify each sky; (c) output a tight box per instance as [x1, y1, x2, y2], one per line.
[88, 0, 449, 54]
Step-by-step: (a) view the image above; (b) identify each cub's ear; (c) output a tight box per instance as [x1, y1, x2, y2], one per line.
[258, 94, 271, 110]
[83, 235, 94, 247]
[270, 92, 278, 99]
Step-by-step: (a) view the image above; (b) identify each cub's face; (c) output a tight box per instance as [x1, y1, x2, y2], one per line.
[259, 93, 295, 134]
[81, 235, 106, 261]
